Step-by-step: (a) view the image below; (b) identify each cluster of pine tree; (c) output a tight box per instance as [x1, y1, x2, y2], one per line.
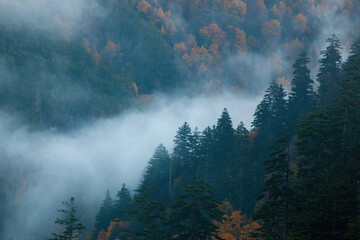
[51, 34, 359, 240]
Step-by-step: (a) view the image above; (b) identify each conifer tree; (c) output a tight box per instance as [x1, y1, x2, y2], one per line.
[254, 136, 294, 240]
[317, 34, 342, 106]
[293, 38, 360, 239]
[130, 186, 170, 240]
[213, 108, 235, 201]
[50, 197, 85, 240]
[287, 53, 316, 134]
[169, 177, 224, 240]
[140, 144, 171, 203]
[94, 190, 114, 233]
[114, 183, 133, 220]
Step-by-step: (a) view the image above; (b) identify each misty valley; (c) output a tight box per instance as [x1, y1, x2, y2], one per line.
[0, 0, 360, 240]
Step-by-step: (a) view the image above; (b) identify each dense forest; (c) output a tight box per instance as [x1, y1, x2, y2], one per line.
[0, 0, 360, 239]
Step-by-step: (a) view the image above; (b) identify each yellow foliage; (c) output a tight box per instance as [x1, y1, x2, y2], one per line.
[100, 41, 122, 59]
[261, 19, 281, 39]
[161, 26, 166, 35]
[173, 42, 188, 55]
[137, 0, 151, 14]
[214, 202, 262, 240]
[257, 0, 267, 12]
[292, 14, 307, 32]
[199, 24, 227, 46]
[217, 0, 247, 15]
[228, 25, 247, 50]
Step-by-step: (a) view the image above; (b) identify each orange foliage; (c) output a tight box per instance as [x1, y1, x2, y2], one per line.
[161, 25, 166, 35]
[185, 34, 198, 49]
[100, 41, 122, 59]
[217, 0, 247, 15]
[157, 7, 165, 19]
[278, 1, 287, 17]
[199, 24, 227, 46]
[228, 25, 247, 50]
[173, 42, 188, 55]
[257, 0, 267, 12]
[261, 19, 281, 39]
[214, 202, 262, 240]
[137, 0, 151, 14]
[292, 14, 307, 32]
[96, 220, 130, 240]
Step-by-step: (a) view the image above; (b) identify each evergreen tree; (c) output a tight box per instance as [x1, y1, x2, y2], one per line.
[253, 80, 287, 134]
[130, 186, 170, 240]
[94, 190, 114, 234]
[114, 183, 133, 220]
[169, 177, 224, 240]
[50, 197, 85, 240]
[140, 144, 171, 203]
[213, 108, 235, 201]
[293, 38, 360, 239]
[172, 122, 194, 177]
[254, 136, 294, 240]
[317, 34, 342, 106]
[287, 53, 316, 134]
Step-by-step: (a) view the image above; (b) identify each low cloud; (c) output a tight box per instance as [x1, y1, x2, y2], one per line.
[0, 92, 260, 240]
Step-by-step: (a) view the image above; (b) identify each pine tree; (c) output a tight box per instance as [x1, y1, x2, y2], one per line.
[130, 186, 170, 240]
[317, 34, 342, 106]
[172, 122, 194, 178]
[287, 53, 316, 134]
[213, 108, 235, 201]
[94, 190, 114, 233]
[169, 177, 224, 240]
[140, 144, 171, 203]
[50, 197, 85, 240]
[292, 38, 360, 239]
[114, 183, 133, 220]
[254, 136, 294, 240]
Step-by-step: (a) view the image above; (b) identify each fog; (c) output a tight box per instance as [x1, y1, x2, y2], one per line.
[0, 0, 358, 239]
[0, 92, 260, 240]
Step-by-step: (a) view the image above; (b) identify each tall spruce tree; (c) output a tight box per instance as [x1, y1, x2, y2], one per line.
[287, 53, 316, 134]
[293, 38, 360, 240]
[317, 34, 342, 106]
[140, 144, 171, 203]
[94, 190, 114, 234]
[130, 186, 170, 240]
[50, 197, 85, 240]
[212, 108, 235, 201]
[254, 136, 294, 240]
[114, 183, 133, 220]
[169, 177, 224, 240]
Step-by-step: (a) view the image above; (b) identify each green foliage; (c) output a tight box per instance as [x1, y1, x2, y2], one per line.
[317, 34, 343, 106]
[140, 144, 171, 203]
[50, 197, 85, 240]
[129, 186, 171, 240]
[169, 177, 224, 240]
[254, 135, 295, 240]
[94, 190, 114, 233]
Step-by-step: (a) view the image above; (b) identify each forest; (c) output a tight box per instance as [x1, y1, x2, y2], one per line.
[0, 0, 359, 239]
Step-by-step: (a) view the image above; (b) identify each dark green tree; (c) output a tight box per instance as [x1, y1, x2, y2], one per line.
[129, 186, 170, 240]
[213, 108, 235, 201]
[317, 34, 343, 106]
[254, 136, 294, 240]
[292, 38, 360, 240]
[94, 190, 114, 233]
[169, 177, 224, 240]
[140, 144, 171, 203]
[114, 183, 133, 220]
[287, 53, 316, 134]
[50, 197, 85, 240]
